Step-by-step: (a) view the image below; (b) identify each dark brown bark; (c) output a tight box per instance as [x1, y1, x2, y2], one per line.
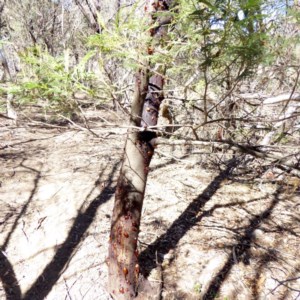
[108, 67, 150, 299]
[108, 1, 174, 299]
[108, 73, 165, 299]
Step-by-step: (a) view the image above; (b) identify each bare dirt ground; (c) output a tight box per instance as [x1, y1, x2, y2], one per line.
[0, 109, 299, 300]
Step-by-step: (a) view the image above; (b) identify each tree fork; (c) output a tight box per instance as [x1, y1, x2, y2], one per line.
[108, 1, 175, 299]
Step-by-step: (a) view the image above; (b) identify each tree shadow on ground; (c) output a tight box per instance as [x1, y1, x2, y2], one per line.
[0, 162, 119, 300]
[139, 157, 240, 276]
[140, 156, 298, 299]
[0, 251, 22, 300]
[0, 134, 62, 151]
[2, 162, 41, 250]
[22, 163, 119, 300]
[0, 162, 41, 300]
[202, 186, 282, 300]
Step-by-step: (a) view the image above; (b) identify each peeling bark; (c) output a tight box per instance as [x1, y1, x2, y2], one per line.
[108, 1, 175, 299]
[108, 70, 164, 300]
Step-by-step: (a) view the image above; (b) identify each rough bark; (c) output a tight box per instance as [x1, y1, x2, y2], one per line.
[108, 1, 174, 299]
[108, 70, 165, 300]
[108, 66, 150, 299]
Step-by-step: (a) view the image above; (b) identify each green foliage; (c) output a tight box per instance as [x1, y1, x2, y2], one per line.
[1, 0, 295, 126]
[9, 46, 97, 117]
[88, 4, 151, 70]
[87, 0, 270, 93]
[167, 0, 268, 81]
[193, 282, 202, 293]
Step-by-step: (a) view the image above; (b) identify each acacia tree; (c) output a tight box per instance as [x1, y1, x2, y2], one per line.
[106, 0, 292, 299]
[107, 0, 175, 298]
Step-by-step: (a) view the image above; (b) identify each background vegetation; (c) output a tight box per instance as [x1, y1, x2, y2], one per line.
[1, 0, 299, 151]
[0, 1, 299, 299]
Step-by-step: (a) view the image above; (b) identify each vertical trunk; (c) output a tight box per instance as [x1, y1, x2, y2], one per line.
[108, 1, 174, 299]
[108, 70, 165, 300]
[108, 66, 150, 299]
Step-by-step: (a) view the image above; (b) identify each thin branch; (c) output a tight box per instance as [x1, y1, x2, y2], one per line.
[58, 114, 100, 137]
[280, 67, 300, 114]
[154, 137, 300, 171]
[271, 276, 300, 294]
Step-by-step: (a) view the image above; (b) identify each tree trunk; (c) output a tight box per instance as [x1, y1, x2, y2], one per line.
[108, 73, 166, 300]
[108, 1, 174, 298]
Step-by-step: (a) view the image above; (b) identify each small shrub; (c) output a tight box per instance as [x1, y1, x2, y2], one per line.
[11, 46, 97, 118]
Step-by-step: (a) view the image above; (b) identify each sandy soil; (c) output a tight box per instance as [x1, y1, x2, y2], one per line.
[0, 111, 299, 300]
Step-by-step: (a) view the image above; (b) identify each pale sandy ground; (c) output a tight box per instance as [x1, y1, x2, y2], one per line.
[0, 114, 299, 300]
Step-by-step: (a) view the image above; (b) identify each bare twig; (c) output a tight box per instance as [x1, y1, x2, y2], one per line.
[271, 276, 300, 294]
[58, 114, 100, 137]
[154, 137, 300, 171]
[280, 67, 300, 114]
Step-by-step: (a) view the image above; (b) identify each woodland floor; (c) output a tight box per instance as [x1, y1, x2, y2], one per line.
[0, 107, 300, 300]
